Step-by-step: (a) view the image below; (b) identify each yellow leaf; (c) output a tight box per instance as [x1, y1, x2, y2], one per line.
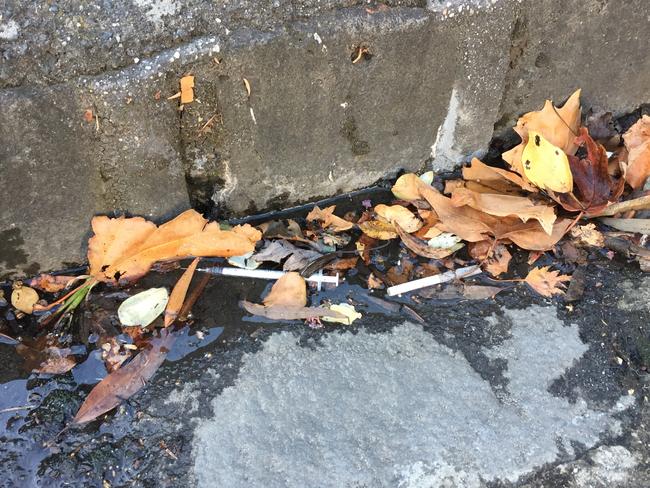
[322, 303, 362, 325]
[374, 204, 422, 233]
[521, 131, 573, 193]
[503, 89, 581, 177]
[358, 220, 398, 240]
[524, 266, 571, 297]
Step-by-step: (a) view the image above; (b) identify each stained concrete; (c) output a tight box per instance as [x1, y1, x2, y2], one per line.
[1, 0, 649, 275]
[191, 306, 632, 487]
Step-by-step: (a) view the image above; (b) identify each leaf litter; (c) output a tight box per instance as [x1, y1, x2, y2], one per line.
[3, 88, 650, 427]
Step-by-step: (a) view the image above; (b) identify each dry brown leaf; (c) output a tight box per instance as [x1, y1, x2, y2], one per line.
[88, 210, 256, 284]
[395, 224, 461, 259]
[164, 257, 199, 327]
[180, 75, 195, 104]
[73, 330, 175, 424]
[375, 204, 423, 233]
[501, 218, 573, 251]
[26, 274, 78, 293]
[263, 272, 307, 308]
[462, 285, 505, 300]
[622, 115, 650, 189]
[240, 301, 345, 321]
[16, 337, 77, 375]
[463, 158, 536, 193]
[503, 89, 581, 177]
[367, 273, 384, 289]
[570, 223, 604, 247]
[450, 187, 557, 235]
[484, 244, 512, 277]
[11, 285, 39, 314]
[524, 266, 571, 297]
[358, 220, 398, 240]
[418, 183, 494, 242]
[306, 205, 354, 232]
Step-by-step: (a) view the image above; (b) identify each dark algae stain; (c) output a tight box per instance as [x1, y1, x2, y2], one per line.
[340, 114, 370, 156]
[0, 228, 29, 268]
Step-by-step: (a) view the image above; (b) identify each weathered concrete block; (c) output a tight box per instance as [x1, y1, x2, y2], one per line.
[1, 0, 649, 276]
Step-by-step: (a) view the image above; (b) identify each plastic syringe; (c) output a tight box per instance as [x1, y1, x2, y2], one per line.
[197, 266, 339, 289]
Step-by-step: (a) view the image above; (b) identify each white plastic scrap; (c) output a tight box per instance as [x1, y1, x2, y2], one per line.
[427, 232, 462, 249]
[118, 287, 169, 327]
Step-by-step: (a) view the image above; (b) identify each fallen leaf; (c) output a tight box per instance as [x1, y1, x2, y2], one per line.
[89, 209, 257, 284]
[282, 249, 322, 271]
[570, 223, 604, 247]
[395, 224, 463, 259]
[463, 158, 536, 193]
[418, 183, 494, 242]
[600, 218, 650, 234]
[503, 89, 581, 177]
[11, 285, 39, 314]
[557, 128, 624, 212]
[392, 173, 425, 201]
[26, 274, 79, 293]
[16, 337, 77, 375]
[622, 115, 650, 189]
[164, 257, 199, 327]
[101, 337, 132, 372]
[450, 186, 557, 234]
[501, 218, 573, 251]
[374, 204, 423, 233]
[387, 259, 415, 285]
[227, 252, 260, 270]
[427, 232, 461, 249]
[240, 301, 345, 321]
[367, 273, 384, 289]
[462, 285, 505, 300]
[324, 257, 359, 271]
[263, 272, 306, 307]
[524, 266, 571, 297]
[484, 244, 512, 277]
[232, 224, 262, 244]
[180, 75, 195, 104]
[322, 303, 362, 325]
[118, 288, 169, 327]
[73, 329, 175, 424]
[253, 240, 296, 263]
[521, 131, 573, 193]
[358, 220, 398, 240]
[306, 206, 354, 232]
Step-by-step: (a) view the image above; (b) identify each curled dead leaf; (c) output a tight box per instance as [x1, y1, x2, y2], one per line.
[306, 205, 354, 232]
[358, 220, 398, 240]
[164, 257, 200, 327]
[622, 115, 650, 189]
[375, 204, 422, 233]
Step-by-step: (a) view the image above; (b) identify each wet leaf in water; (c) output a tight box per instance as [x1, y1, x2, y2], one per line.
[240, 301, 345, 321]
[164, 257, 199, 327]
[118, 288, 169, 327]
[88, 209, 257, 284]
[73, 329, 176, 424]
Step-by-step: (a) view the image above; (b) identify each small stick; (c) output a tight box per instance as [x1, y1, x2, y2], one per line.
[387, 266, 481, 296]
[591, 195, 650, 217]
[0, 405, 33, 414]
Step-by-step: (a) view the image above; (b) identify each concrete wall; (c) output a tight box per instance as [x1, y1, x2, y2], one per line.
[1, 0, 649, 276]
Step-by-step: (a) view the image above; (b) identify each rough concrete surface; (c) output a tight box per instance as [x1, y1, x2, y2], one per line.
[1, 0, 649, 275]
[1, 259, 650, 487]
[191, 306, 631, 487]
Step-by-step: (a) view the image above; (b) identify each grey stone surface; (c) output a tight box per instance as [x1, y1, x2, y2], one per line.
[192, 305, 632, 487]
[1, 0, 649, 275]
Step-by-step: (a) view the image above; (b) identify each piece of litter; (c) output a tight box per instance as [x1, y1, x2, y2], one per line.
[250, 107, 257, 124]
[386, 266, 481, 296]
[199, 266, 339, 287]
[322, 303, 361, 325]
[180, 75, 195, 104]
[118, 288, 169, 327]
[243, 78, 251, 97]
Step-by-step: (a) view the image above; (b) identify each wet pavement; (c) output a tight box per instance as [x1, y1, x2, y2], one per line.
[1, 258, 649, 487]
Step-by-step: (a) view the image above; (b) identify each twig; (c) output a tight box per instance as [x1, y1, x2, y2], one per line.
[590, 195, 650, 217]
[178, 273, 212, 322]
[0, 405, 33, 414]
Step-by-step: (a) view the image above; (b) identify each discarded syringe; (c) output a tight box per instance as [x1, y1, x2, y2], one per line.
[197, 266, 339, 291]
